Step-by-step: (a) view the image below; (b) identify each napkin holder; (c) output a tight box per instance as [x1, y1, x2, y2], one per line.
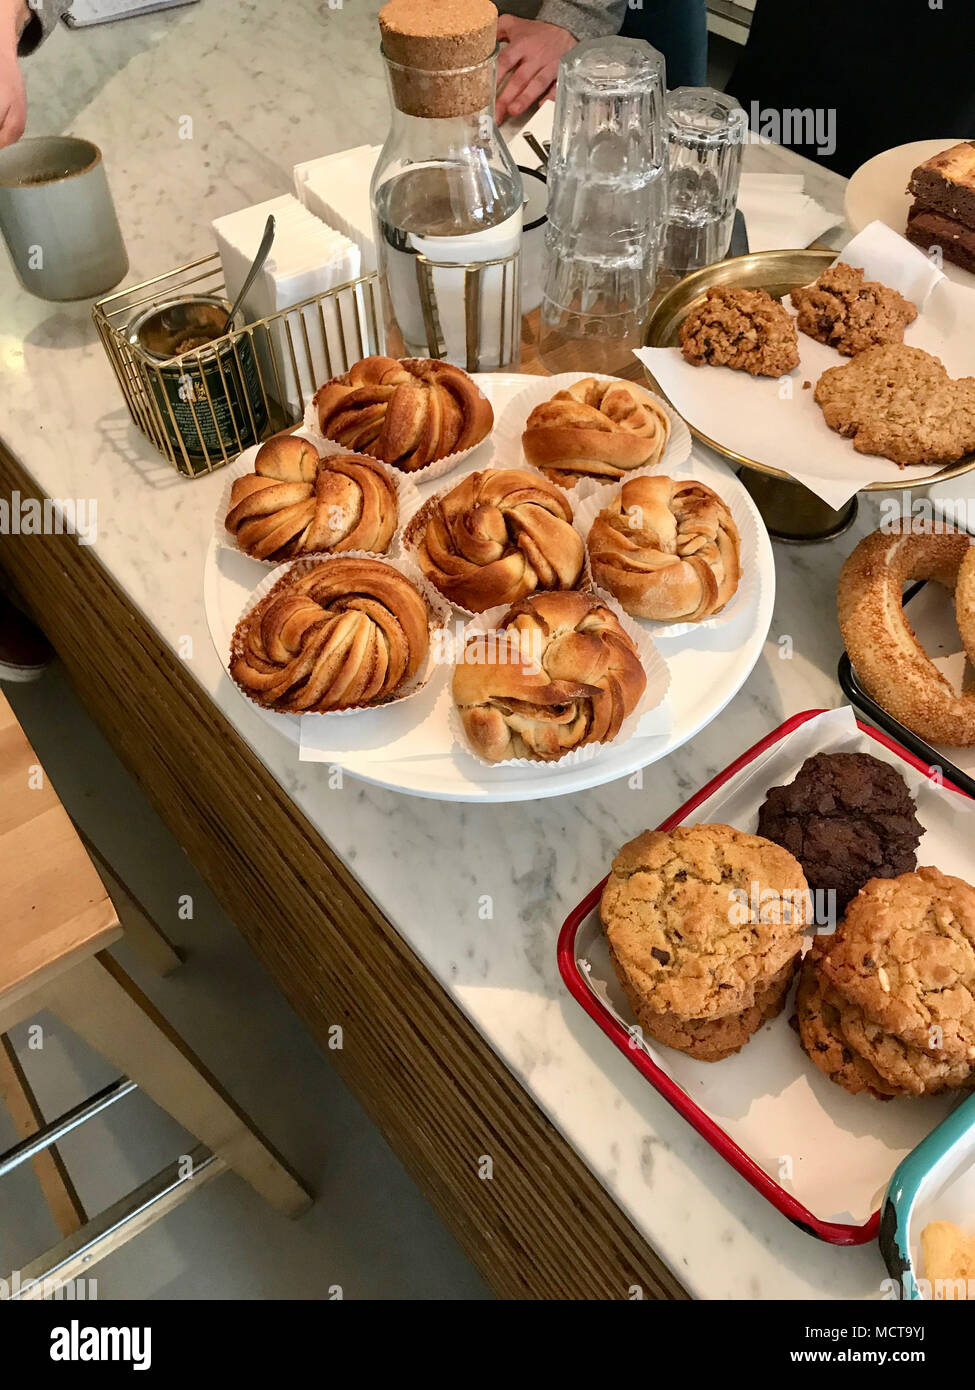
[93, 257, 381, 478]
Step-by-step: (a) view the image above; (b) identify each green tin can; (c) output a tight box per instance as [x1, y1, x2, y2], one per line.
[128, 295, 267, 471]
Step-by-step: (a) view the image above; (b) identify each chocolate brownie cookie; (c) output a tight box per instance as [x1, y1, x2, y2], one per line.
[820, 868, 975, 1064]
[814, 345, 975, 467]
[790, 263, 917, 357]
[756, 751, 922, 919]
[614, 956, 795, 1062]
[795, 956, 901, 1099]
[599, 823, 810, 1021]
[679, 287, 800, 377]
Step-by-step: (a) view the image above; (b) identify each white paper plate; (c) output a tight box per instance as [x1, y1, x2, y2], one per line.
[845, 139, 975, 288]
[203, 372, 775, 801]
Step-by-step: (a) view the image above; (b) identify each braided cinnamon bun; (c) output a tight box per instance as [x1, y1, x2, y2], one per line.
[313, 355, 493, 472]
[225, 437, 398, 561]
[522, 378, 671, 488]
[413, 468, 585, 612]
[452, 591, 647, 762]
[231, 557, 431, 712]
[588, 476, 741, 623]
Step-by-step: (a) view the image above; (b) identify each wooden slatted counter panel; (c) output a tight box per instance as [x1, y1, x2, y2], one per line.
[0, 439, 687, 1302]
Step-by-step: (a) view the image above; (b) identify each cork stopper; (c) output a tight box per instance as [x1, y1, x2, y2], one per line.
[379, 0, 498, 118]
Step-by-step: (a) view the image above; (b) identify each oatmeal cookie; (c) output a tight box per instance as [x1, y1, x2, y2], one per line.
[819, 867, 975, 1064]
[599, 823, 810, 1021]
[795, 956, 901, 1099]
[612, 953, 796, 1062]
[679, 287, 800, 377]
[791, 263, 917, 356]
[756, 751, 922, 917]
[834, 992, 974, 1096]
[814, 345, 975, 467]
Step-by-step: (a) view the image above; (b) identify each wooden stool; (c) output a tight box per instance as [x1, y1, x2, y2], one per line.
[0, 692, 311, 1298]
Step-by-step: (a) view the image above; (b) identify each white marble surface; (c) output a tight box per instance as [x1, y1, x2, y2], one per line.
[2, 0, 941, 1300]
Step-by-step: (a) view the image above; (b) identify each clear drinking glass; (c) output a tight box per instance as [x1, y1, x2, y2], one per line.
[662, 87, 746, 278]
[539, 37, 667, 374]
[371, 47, 523, 372]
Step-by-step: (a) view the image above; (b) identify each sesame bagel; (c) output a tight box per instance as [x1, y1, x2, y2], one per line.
[837, 523, 975, 746]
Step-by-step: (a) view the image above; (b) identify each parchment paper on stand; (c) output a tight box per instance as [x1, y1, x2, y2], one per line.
[636, 222, 975, 512]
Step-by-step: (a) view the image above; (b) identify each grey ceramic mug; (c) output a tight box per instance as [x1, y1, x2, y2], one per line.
[0, 136, 128, 301]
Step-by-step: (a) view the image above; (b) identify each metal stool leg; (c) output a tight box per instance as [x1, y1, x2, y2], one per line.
[38, 953, 311, 1218]
[0, 1035, 86, 1237]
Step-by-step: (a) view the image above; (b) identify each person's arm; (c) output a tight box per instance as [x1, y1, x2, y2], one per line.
[0, 0, 30, 145]
[537, 0, 627, 40]
[495, 0, 626, 123]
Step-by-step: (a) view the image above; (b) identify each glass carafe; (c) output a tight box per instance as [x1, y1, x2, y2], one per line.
[371, 47, 524, 372]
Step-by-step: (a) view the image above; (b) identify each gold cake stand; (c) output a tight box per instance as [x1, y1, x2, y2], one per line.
[642, 249, 975, 543]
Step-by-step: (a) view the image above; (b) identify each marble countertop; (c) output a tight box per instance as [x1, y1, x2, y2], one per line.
[3, 0, 937, 1300]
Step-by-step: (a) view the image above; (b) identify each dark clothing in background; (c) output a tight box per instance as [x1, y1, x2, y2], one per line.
[620, 0, 707, 87]
[727, 0, 975, 177]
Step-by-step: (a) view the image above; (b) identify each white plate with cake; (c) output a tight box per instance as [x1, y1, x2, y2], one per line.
[845, 138, 975, 286]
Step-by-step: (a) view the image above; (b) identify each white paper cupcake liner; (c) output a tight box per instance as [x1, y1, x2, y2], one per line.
[228, 549, 452, 718]
[448, 586, 671, 770]
[573, 455, 762, 639]
[493, 371, 693, 501]
[302, 357, 495, 486]
[216, 429, 422, 567]
[396, 460, 595, 618]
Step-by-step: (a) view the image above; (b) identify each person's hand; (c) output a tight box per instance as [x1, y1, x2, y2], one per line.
[0, 0, 30, 147]
[495, 15, 576, 124]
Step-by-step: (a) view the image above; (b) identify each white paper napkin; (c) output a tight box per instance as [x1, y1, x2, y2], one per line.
[635, 221, 975, 509]
[737, 172, 839, 252]
[294, 146, 382, 273]
[212, 195, 364, 414]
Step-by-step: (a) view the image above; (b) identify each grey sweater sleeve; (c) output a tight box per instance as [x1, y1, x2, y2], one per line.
[18, 0, 73, 55]
[536, 0, 627, 39]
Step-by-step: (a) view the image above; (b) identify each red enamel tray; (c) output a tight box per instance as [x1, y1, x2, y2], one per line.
[557, 709, 972, 1246]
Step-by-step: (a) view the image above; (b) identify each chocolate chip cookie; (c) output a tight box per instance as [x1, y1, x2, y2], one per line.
[814, 345, 975, 466]
[791, 263, 917, 356]
[756, 751, 923, 919]
[820, 867, 975, 1064]
[679, 287, 800, 377]
[614, 955, 796, 1062]
[600, 823, 810, 1021]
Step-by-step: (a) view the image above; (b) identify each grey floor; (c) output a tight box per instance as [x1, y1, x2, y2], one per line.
[1, 662, 491, 1300]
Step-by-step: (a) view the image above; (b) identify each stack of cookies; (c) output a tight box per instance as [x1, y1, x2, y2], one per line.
[599, 824, 811, 1062]
[796, 868, 975, 1099]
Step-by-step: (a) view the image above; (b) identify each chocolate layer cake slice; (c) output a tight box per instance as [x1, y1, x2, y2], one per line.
[908, 141, 975, 228]
[906, 200, 975, 275]
[906, 141, 975, 273]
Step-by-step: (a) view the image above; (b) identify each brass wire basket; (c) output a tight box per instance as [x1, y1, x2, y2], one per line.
[93, 256, 382, 478]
